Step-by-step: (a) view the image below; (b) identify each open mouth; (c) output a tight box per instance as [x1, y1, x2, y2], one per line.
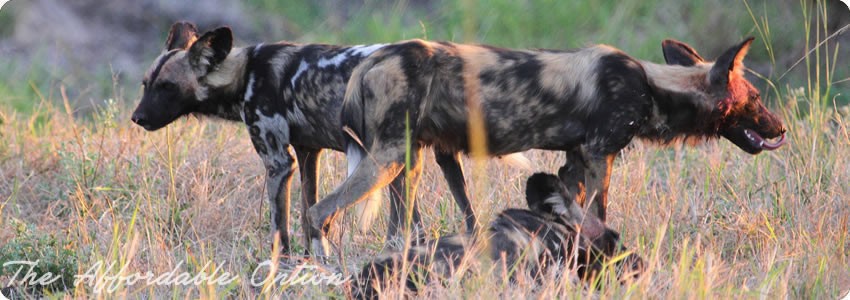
[743, 129, 786, 151]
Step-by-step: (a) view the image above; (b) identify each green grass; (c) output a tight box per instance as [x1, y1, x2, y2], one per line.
[1, 0, 849, 298]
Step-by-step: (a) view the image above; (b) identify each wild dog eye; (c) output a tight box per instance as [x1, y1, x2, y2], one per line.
[158, 81, 178, 91]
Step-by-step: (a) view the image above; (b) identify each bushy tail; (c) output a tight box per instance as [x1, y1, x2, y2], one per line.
[342, 55, 382, 150]
[343, 57, 384, 232]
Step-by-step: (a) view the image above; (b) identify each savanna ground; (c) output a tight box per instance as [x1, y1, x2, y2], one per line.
[1, 0, 849, 298]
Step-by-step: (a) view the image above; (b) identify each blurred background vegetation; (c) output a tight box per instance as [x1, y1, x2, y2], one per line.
[0, 0, 847, 119]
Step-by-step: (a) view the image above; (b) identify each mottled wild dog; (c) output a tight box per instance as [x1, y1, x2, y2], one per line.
[131, 22, 478, 255]
[352, 173, 645, 299]
[309, 38, 786, 238]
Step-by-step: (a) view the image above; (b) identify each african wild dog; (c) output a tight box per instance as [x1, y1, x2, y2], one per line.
[308, 37, 787, 239]
[352, 173, 645, 299]
[130, 22, 480, 255]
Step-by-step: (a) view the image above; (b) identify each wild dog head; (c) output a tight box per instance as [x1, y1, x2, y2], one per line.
[131, 22, 234, 131]
[524, 173, 645, 282]
[661, 38, 786, 154]
[525, 172, 606, 238]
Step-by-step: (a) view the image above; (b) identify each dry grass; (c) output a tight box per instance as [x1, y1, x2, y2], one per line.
[1, 1, 849, 297]
[0, 81, 848, 299]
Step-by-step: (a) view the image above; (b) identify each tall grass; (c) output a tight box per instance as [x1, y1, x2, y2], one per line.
[1, 0, 849, 298]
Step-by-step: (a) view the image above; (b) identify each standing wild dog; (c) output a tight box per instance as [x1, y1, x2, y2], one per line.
[309, 37, 786, 239]
[131, 22, 479, 255]
[352, 173, 645, 299]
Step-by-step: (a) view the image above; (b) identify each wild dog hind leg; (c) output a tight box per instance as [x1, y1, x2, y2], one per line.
[435, 151, 477, 233]
[307, 146, 410, 256]
[295, 146, 327, 255]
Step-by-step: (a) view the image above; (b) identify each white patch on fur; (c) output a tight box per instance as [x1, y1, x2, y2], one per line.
[346, 143, 363, 177]
[199, 49, 249, 102]
[290, 60, 309, 88]
[253, 43, 264, 54]
[317, 51, 350, 68]
[317, 44, 386, 69]
[498, 153, 532, 170]
[350, 44, 386, 57]
[544, 193, 569, 216]
[244, 73, 255, 102]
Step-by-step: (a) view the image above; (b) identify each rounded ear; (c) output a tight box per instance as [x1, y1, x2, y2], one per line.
[525, 173, 564, 213]
[661, 39, 705, 66]
[165, 21, 199, 51]
[709, 37, 755, 87]
[188, 26, 233, 76]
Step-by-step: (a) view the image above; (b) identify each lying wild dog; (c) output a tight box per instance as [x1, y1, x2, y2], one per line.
[352, 173, 645, 299]
[130, 22, 481, 255]
[309, 38, 787, 238]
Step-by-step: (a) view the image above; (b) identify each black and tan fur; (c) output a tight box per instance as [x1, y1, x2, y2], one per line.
[131, 22, 480, 255]
[309, 38, 787, 237]
[352, 173, 645, 299]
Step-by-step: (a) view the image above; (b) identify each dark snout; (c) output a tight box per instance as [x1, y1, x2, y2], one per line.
[722, 104, 787, 154]
[131, 110, 153, 131]
[131, 91, 192, 131]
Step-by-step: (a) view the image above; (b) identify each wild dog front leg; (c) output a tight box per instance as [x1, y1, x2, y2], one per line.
[307, 147, 407, 256]
[261, 149, 296, 254]
[558, 148, 615, 222]
[294, 146, 327, 255]
[558, 149, 589, 211]
[582, 152, 615, 222]
[387, 149, 424, 242]
[435, 151, 478, 233]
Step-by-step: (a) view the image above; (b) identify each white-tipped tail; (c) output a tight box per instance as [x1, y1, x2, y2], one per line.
[346, 144, 364, 177]
[498, 153, 533, 170]
[346, 143, 382, 232]
[355, 192, 383, 233]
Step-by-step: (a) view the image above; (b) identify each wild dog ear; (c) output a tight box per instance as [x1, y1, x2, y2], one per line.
[188, 26, 233, 76]
[709, 37, 755, 88]
[165, 21, 199, 51]
[525, 173, 566, 214]
[661, 39, 705, 66]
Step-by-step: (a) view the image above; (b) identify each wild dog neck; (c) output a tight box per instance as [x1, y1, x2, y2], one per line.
[192, 47, 252, 121]
[638, 60, 719, 141]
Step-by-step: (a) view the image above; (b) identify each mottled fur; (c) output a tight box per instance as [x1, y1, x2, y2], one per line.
[131, 23, 479, 255]
[352, 173, 645, 299]
[309, 38, 786, 238]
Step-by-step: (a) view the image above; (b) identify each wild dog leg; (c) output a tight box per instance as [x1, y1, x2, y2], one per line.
[307, 147, 408, 255]
[558, 148, 615, 222]
[558, 149, 589, 212]
[295, 146, 327, 255]
[583, 153, 615, 223]
[387, 149, 424, 241]
[435, 151, 477, 233]
[262, 149, 296, 253]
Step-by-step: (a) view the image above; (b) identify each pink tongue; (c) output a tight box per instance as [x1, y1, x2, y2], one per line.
[762, 132, 786, 150]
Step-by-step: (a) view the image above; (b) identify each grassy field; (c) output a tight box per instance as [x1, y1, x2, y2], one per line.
[1, 0, 849, 298]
